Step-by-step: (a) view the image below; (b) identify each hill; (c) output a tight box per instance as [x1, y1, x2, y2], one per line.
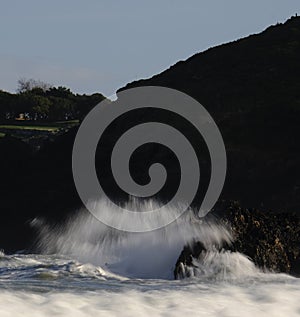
[119, 16, 300, 213]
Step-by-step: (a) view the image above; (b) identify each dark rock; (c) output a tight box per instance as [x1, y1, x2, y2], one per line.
[174, 242, 207, 279]
[221, 202, 300, 274]
[174, 201, 300, 278]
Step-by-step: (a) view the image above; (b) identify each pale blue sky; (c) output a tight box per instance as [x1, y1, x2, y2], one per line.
[0, 0, 299, 96]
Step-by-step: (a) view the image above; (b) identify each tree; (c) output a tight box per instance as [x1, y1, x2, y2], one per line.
[48, 97, 75, 121]
[0, 90, 13, 120]
[17, 78, 51, 93]
[31, 95, 52, 120]
[46, 86, 73, 99]
[1, 81, 107, 121]
[74, 93, 106, 120]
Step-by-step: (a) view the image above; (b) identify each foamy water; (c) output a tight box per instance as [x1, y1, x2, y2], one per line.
[1, 200, 299, 316]
[0, 253, 299, 317]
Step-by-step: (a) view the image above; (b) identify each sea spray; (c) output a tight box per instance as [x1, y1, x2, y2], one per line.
[33, 198, 259, 280]
[3, 199, 298, 317]
[175, 250, 259, 280]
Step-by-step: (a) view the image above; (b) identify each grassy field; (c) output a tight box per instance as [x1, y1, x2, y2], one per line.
[0, 120, 79, 132]
[0, 125, 59, 132]
[0, 120, 79, 141]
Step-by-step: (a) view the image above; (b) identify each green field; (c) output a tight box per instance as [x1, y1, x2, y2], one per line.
[54, 120, 79, 125]
[0, 120, 79, 132]
[0, 120, 80, 141]
[0, 125, 59, 132]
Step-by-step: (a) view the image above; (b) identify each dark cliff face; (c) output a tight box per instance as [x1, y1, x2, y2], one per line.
[119, 16, 300, 213]
[0, 129, 82, 252]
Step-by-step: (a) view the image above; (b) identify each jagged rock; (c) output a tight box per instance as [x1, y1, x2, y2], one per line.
[174, 202, 300, 279]
[174, 242, 206, 279]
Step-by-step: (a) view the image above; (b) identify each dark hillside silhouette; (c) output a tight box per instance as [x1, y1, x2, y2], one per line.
[119, 16, 300, 212]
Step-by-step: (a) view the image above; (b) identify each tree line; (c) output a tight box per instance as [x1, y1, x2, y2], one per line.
[0, 78, 106, 122]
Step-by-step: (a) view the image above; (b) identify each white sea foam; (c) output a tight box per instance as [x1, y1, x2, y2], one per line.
[1, 199, 298, 317]
[176, 250, 259, 280]
[0, 276, 300, 317]
[34, 198, 233, 279]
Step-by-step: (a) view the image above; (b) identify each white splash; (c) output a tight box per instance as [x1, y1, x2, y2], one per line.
[1, 199, 299, 317]
[34, 198, 234, 279]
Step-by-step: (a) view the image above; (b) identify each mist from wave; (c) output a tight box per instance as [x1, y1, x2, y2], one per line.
[33, 198, 250, 280]
[1, 199, 299, 317]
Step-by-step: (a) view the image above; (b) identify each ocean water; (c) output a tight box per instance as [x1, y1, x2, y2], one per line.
[0, 200, 299, 316]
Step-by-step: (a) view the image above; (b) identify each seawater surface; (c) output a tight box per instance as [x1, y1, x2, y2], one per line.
[0, 200, 299, 316]
[0, 253, 299, 317]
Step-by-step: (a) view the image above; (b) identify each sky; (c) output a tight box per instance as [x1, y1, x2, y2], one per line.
[0, 0, 299, 97]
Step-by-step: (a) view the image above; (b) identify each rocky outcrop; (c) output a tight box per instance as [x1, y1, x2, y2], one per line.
[174, 202, 300, 279]
[174, 241, 207, 279]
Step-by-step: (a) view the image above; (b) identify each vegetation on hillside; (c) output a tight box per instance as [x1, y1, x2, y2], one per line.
[0, 79, 106, 122]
